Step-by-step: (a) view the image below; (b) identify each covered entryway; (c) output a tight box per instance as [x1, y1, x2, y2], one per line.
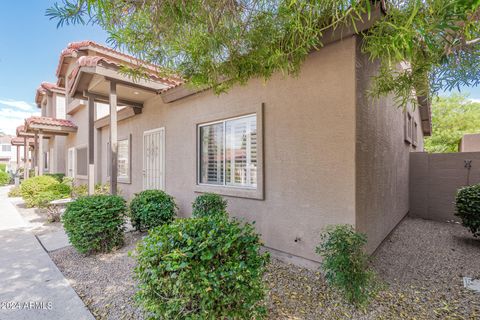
[143, 128, 165, 190]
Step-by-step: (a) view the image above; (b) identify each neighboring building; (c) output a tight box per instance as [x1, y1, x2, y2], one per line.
[458, 133, 480, 152]
[33, 82, 71, 174]
[0, 135, 16, 166]
[18, 6, 431, 266]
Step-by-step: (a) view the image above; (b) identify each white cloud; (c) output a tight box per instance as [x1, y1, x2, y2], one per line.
[0, 99, 35, 111]
[0, 107, 40, 135]
[469, 98, 480, 104]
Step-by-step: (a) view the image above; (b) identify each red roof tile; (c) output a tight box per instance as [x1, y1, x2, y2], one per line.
[67, 55, 182, 94]
[57, 40, 184, 91]
[16, 125, 26, 136]
[35, 82, 65, 106]
[11, 137, 34, 146]
[25, 116, 77, 129]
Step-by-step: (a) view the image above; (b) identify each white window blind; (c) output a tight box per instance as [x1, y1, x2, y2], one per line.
[56, 96, 66, 119]
[107, 136, 131, 182]
[199, 114, 257, 188]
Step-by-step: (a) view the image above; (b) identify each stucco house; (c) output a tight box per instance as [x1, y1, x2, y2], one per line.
[11, 83, 77, 180]
[20, 9, 431, 266]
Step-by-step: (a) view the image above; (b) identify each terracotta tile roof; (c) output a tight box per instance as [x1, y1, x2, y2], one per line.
[35, 82, 65, 106]
[11, 136, 34, 146]
[16, 125, 26, 136]
[25, 116, 77, 129]
[67, 54, 183, 94]
[57, 40, 184, 91]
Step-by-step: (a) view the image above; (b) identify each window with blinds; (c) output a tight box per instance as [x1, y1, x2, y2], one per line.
[199, 114, 257, 188]
[118, 138, 130, 180]
[76, 146, 88, 177]
[107, 135, 131, 183]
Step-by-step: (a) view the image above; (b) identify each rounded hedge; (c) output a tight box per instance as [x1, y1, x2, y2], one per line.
[455, 184, 480, 237]
[0, 170, 10, 186]
[37, 183, 72, 208]
[134, 217, 269, 319]
[129, 189, 177, 231]
[20, 176, 59, 207]
[192, 192, 228, 218]
[63, 195, 127, 254]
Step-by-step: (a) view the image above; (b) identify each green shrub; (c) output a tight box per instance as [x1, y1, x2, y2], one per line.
[192, 192, 228, 218]
[71, 182, 113, 198]
[0, 170, 10, 186]
[316, 225, 376, 306]
[44, 173, 65, 183]
[129, 190, 177, 231]
[20, 176, 59, 207]
[8, 185, 22, 197]
[455, 184, 480, 237]
[62, 195, 126, 254]
[135, 217, 269, 319]
[0, 163, 6, 171]
[37, 183, 72, 208]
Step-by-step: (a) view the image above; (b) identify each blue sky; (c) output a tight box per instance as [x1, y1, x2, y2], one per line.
[0, 1, 108, 135]
[0, 2, 479, 135]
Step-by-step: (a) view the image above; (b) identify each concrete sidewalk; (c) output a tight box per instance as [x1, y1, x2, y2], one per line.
[0, 186, 94, 320]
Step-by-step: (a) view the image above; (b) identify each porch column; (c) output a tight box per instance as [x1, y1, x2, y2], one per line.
[109, 81, 118, 195]
[16, 146, 20, 167]
[38, 132, 44, 176]
[34, 132, 38, 176]
[87, 95, 95, 195]
[23, 138, 29, 180]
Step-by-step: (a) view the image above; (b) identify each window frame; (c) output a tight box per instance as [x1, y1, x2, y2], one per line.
[412, 120, 418, 147]
[107, 134, 132, 184]
[404, 111, 413, 144]
[194, 103, 264, 200]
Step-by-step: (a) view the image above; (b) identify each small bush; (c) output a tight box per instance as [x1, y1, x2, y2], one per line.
[62, 195, 126, 254]
[8, 185, 22, 197]
[455, 184, 480, 237]
[129, 190, 177, 231]
[316, 225, 376, 306]
[44, 173, 66, 183]
[37, 183, 72, 209]
[192, 193, 228, 218]
[0, 163, 6, 171]
[0, 170, 10, 186]
[20, 176, 59, 207]
[71, 182, 113, 198]
[135, 217, 269, 319]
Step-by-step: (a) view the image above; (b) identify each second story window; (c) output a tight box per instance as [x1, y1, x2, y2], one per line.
[56, 96, 66, 119]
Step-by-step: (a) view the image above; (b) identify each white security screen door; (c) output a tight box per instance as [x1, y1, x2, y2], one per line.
[143, 128, 165, 190]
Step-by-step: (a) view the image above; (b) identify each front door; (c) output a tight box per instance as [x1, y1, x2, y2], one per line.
[143, 128, 165, 190]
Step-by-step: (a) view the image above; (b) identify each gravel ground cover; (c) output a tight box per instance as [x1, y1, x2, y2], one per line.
[51, 218, 480, 320]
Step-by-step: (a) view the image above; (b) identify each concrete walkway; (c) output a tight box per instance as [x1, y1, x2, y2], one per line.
[0, 186, 94, 320]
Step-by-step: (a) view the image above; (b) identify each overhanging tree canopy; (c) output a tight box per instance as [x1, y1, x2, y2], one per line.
[47, 0, 480, 105]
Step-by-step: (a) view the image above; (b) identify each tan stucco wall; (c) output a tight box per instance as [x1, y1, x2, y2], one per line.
[354, 37, 425, 253]
[459, 133, 480, 152]
[410, 152, 480, 222]
[94, 37, 358, 263]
